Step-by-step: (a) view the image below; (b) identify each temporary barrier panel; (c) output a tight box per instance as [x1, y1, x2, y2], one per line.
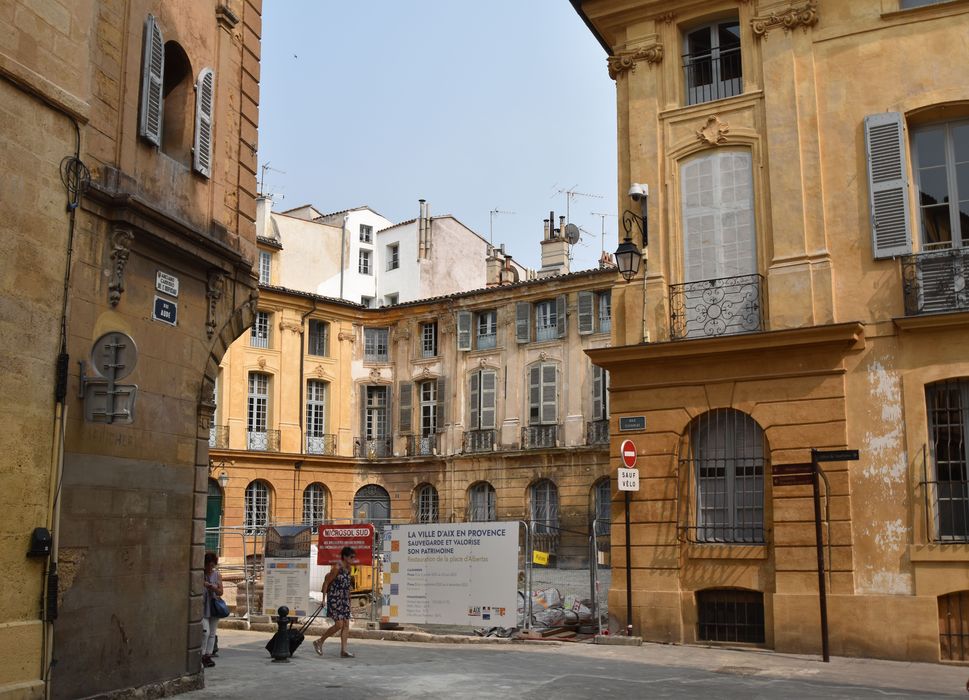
[380, 521, 518, 627]
[263, 558, 311, 617]
[318, 524, 375, 566]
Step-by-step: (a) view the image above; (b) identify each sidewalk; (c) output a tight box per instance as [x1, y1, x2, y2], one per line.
[188, 629, 968, 699]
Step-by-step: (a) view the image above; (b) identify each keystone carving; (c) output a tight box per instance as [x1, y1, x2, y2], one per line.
[205, 270, 225, 339]
[697, 116, 730, 145]
[257, 356, 266, 370]
[607, 43, 664, 80]
[369, 368, 381, 382]
[338, 330, 356, 343]
[751, 1, 819, 38]
[108, 227, 134, 307]
[312, 364, 327, 379]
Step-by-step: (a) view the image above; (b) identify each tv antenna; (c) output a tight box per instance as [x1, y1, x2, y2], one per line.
[489, 208, 515, 245]
[258, 162, 286, 197]
[590, 211, 617, 256]
[552, 184, 603, 224]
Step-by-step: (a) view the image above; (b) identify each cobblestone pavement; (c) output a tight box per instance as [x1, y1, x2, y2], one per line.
[186, 629, 967, 699]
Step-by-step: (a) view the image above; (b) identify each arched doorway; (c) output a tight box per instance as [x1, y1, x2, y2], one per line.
[205, 479, 223, 553]
[353, 484, 391, 529]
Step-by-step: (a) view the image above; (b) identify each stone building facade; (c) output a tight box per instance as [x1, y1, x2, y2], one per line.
[574, 0, 969, 663]
[0, 0, 263, 697]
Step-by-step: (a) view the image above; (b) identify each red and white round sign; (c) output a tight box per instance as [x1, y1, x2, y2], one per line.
[620, 439, 637, 468]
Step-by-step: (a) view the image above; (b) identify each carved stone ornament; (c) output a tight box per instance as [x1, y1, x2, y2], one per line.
[662, 12, 676, 24]
[607, 43, 664, 80]
[539, 351, 549, 362]
[369, 368, 381, 382]
[108, 227, 134, 307]
[338, 330, 356, 343]
[313, 364, 327, 378]
[697, 116, 730, 145]
[205, 270, 225, 339]
[279, 320, 303, 335]
[257, 357, 267, 370]
[478, 357, 491, 368]
[421, 367, 432, 379]
[751, 1, 819, 38]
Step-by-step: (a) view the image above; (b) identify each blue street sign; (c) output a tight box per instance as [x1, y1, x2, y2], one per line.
[153, 296, 178, 326]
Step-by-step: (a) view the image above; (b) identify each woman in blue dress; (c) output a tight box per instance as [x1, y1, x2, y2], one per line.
[313, 546, 356, 658]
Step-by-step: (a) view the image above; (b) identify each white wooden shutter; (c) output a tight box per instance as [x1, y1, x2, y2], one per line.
[592, 365, 604, 421]
[359, 386, 368, 439]
[516, 302, 532, 343]
[541, 364, 557, 424]
[398, 382, 412, 434]
[139, 15, 164, 147]
[469, 372, 480, 429]
[917, 253, 958, 313]
[435, 377, 447, 432]
[457, 311, 472, 351]
[481, 370, 497, 430]
[865, 113, 913, 259]
[577, 291, 595, 334]
[193, 68, 215, 177]
[556, 295, 568, 338]
[528, 365, 541, 424]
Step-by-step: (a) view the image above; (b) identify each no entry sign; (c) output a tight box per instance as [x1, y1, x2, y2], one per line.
[620, 439, 637, 468]
[317, 524, 374, 566]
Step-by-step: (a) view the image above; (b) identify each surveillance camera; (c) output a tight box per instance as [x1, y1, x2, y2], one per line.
[628, 183, 649, 202]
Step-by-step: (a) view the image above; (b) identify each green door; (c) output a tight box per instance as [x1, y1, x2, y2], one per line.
[205, 480, 223, 553]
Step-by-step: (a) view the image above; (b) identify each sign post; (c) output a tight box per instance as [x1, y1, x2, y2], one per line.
[618, 439, 639, 636]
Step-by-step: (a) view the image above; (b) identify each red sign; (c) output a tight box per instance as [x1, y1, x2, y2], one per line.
[317, 524, 374, 566]
[620, 439, 637, 468]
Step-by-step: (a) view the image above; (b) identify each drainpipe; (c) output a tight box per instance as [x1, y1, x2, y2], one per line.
[339, 215, 348, 299]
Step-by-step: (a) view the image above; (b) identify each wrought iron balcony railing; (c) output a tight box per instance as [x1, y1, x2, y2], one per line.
[209, 425, 229, 449]
[684, 48, 743, 106]
[353, 437, 393, 459]
[521, 424, 560, 449]
[475, 332, 497, 350]
[247, 429, 280, 452]
[670, 274, 764, 340]
[406, 434, 438, 457]
[464, 429, 498, 453]
[902, 247, 969, 316]
[587, 420, 609, 446]
[305, 434, 337, 456]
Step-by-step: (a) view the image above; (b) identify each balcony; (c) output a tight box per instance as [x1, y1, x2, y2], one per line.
[406, 434, 438, 457]
[521, 424, 560, 449]
[305, 434, 337, 456]
[670, 274, 764, 340]
[902, 248, 969, 316]
[476, 332, 497, 350]
[209, 425, 229, 449]
[247, 429, 280, 452]
[354, 437, 392, 459]
[586, 420, 609, 446]
[464, 429, 497, 453]
[684, 48, 743, 106]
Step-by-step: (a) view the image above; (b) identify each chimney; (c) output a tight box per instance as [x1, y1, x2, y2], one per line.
[256, 195, 273, 240]
[486, 242, 503, 286]
[538, 212, 570, 278]
[418, 199, 431, 260]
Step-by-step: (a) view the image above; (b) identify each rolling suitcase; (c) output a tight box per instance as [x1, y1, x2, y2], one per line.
[265, 601, 327, 657]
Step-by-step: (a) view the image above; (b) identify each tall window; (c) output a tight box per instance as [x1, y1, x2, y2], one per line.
[528, 363, 558, 425]
[307, 320, 329, 357]
[926, 379, 969, 541]
[416, 484, 439, 524]
[911, 120, 969, 249]
[597, 291, 612, 333]
[360, 224, 373, 243]
[535, 300, 557, 342]
[306, 379, 328, 441]
[258, 250, 272, 285]
[682, 150, 757, 282]
[387, 243, 400, 270]
[244, 480, 269, 534]
[247, 373, 269, 449]
[530, 480, 559, 534]
[686, 409, 765, 543]
[476, 310, 497, 349]
[683, 20, 742, 106]
[593, 478, 611, 537]
[419, 380, 437, 436]
[421, 321, 438, 358]
[303, 483, 326, 528]
[592, 365, 609, 421]
[364, 327, 389, 363]
[358, 250, 372, 275]
[469, 369, 498, 430]
[365, 386, 389, 439]
[468, 482, 497, 522]
[250, 311, 270, 348]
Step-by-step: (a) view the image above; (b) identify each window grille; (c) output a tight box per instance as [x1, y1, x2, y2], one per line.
[926, 379, 969, 541]
[258, 251, 271, 285]
[421, 322, 438, 358]
[364, 328, 389, 363]
[307, 320, 329, 356]
[530, 479, 559, 534]
[244, 481, 269, 534]
[250, 311, 270, 348]
[696, 589, 765, 644]
[303, 483, 326, 528]
[683, 21, 743, 106]
[416, 484, 439, 524]
[468, 482, 497, 522]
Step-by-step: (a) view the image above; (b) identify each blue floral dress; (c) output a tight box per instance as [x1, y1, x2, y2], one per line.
[327, 564, 352, 621]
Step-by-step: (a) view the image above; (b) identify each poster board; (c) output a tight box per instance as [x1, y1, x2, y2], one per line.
[318, 524, 374, 566]
[380, 522, 518, 627]
[263, 558, 311, 617]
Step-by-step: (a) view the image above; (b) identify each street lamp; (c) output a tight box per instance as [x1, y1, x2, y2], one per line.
[615, 183, 648, 282]
[218, 470, 229, 489]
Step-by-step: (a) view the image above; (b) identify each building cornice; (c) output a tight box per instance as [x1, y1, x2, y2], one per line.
[893, 311, 969, 333]
[607, 42, 664, 80]
[751, 0, 819, 38]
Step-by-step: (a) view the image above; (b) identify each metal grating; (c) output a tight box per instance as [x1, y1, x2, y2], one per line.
[697, 589, 766, 644]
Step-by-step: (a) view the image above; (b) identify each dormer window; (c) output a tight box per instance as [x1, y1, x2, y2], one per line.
[684, 20, 742, 106]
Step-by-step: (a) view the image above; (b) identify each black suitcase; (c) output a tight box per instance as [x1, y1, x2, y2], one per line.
[265, 602, 326, 657]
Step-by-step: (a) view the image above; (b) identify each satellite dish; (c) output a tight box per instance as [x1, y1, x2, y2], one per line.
[564, 223, 581, 245]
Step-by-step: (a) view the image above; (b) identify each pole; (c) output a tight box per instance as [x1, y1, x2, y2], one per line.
[811, 450, 830, 662]
[625, 489, 632, 636]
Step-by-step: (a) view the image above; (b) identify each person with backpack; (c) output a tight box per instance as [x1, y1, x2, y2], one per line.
[312, 546, 356, 658]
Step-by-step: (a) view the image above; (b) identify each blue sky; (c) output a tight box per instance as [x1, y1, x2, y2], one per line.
[258, 1, 616, 272]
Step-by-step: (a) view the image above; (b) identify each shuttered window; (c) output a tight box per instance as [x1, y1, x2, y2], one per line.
[911, 120, 969, 250]
[592, 365, 608, 421]
[139, 15, 164, 146]
[398, 381, 413, 434]
[457, 311, 472, 351]
[516, 302, 532, 343]
[579, 291, 612, 334]
[469, 369, 497, 430]
[193, 68, 215, 177]
[528, 363, 557, 426]
[865, 112, 913, 258]
[578, 291, 595, 334]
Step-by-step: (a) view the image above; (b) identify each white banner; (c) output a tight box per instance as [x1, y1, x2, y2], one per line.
[263, 557, 311, 617]
[381, 522, 518, 627]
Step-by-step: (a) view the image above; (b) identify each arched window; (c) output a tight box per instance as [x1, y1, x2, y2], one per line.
[684, 409, 766, 543]
[592, 478, 611, 538]
[468, 482, 497, 522]
[926, 379, 969, 541]
[530, 480, 559, 534]
[416, 484, 439, 524]
[161, 41, 192, 164]
[303, 483, 327, 528]
[244, 480, 270, 534]
[353, 484, 391, 525]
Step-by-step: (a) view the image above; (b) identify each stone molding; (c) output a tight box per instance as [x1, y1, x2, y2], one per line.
[697, 116, 730, 145]
[608, 43, 664, 80]
[751, 1, 819, 38]
[205, 270, 225, 339]
[108, 227, 133, 307]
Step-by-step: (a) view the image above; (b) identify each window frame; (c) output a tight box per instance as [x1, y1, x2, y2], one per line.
[307, 319, 329, 357]
[305, 379, 328, 439]
[364, 327, 389, 363]
[247, 372, 269, 434]
[387, 243, 400, 270]
[420, 321, 438, 358]
[475, 310, 498, 349]
[416, 484, 439, 524]
[596, 291, 612, 334]
[258, 250, 272, 285]
[534, 300, 557, 342]
[250, 310, 271, 348]
[926, 379, 969, 542]
[359, 224, 373, 243]
[303, 483, 327, 529]
[468, 482, 497, 522]
[682, 19, 743, 106]
[530, 479, 559, 534]
[910, 119, 969, 250]
[358, 249, 372, 275]
[244, 480, 270, 534]
[365, 385, 389, 439]
[419, 379, 438, 437]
